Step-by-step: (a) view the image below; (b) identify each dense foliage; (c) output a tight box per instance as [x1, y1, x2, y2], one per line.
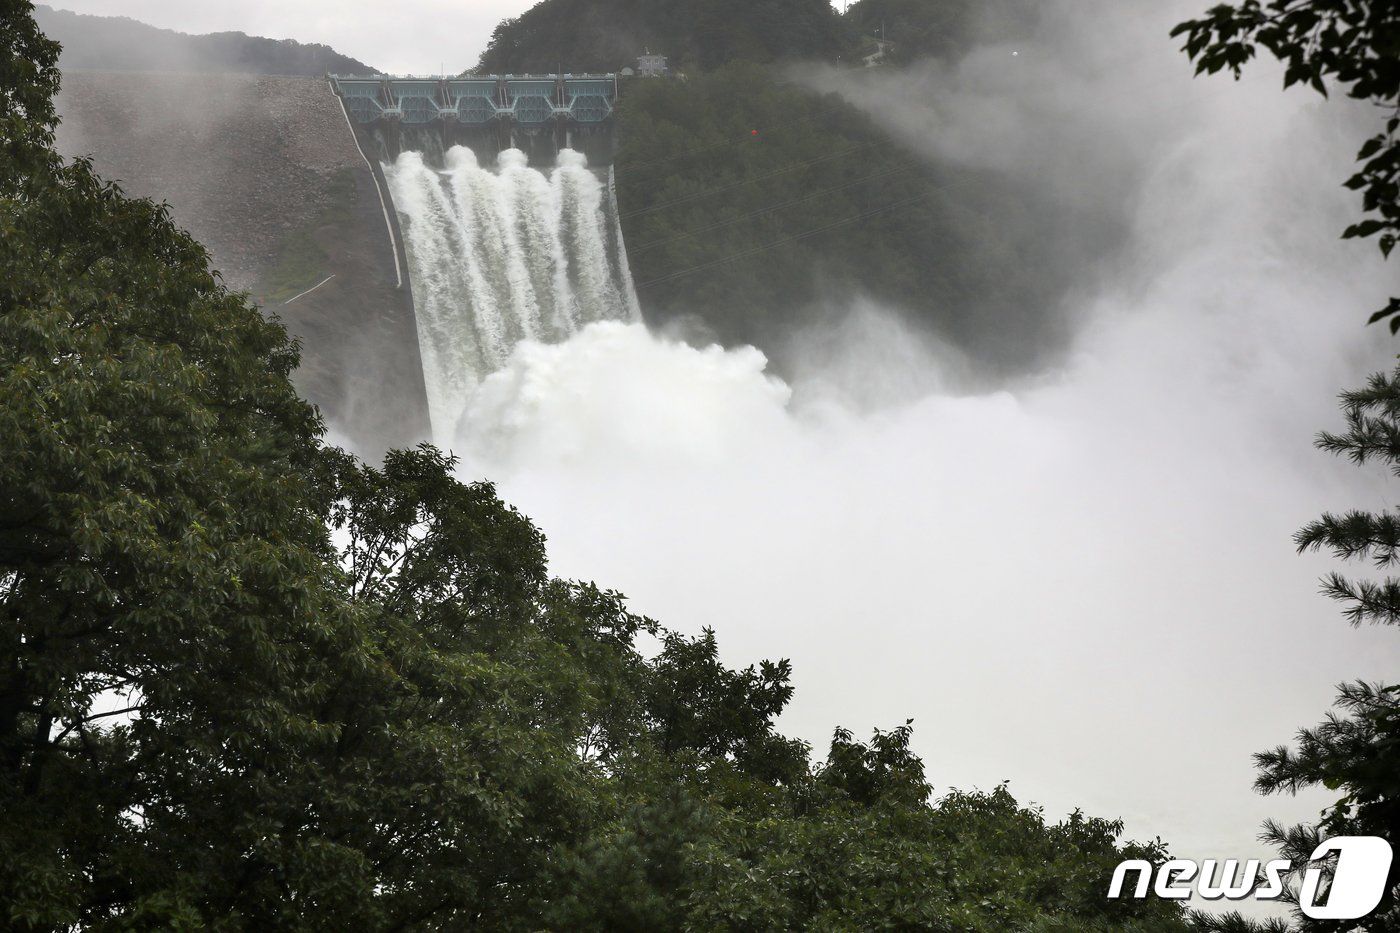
[614, 62, 1118, 374]
[0, 2, 1200, 928]
[475, 0, 1041, 74]
[843, 0, 1038, 65]
[476, 0, 856, 75]
[31, 4, 376, 76]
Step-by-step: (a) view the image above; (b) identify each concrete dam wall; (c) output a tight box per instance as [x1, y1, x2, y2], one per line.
[331, 74, 617, 168]
[53, 72, 429, 457]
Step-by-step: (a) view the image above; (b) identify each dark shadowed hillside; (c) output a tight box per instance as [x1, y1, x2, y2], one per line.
[614, 63, 1121, 378]
[34, 4, 377, 75]
[476, 0, 857, 75]
[475, 0, 1115, 380]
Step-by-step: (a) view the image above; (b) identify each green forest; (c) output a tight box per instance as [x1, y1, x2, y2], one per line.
[477, 0, 852, 75]
[475, 0, 1034, 76]
[5, 0, 1400, 928]
[611, 64, 1118, 374]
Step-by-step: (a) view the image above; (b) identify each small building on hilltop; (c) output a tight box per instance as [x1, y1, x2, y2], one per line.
[636, 51, 668, 77]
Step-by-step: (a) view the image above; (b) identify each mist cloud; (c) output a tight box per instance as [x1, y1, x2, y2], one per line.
[46, 0, 530, 74]
[441, 3, 1400, 924]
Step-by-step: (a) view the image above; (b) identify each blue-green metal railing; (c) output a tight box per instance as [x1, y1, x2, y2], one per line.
[329, 74, 617, 127]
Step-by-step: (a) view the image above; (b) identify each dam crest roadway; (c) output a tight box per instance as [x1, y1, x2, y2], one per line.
[329, 74, 617, 129]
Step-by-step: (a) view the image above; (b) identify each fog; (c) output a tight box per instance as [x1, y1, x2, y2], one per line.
[45, 0, 529, 75]
[433, 1, 1399, 920]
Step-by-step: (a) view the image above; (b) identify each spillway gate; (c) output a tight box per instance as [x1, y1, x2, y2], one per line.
[329, 74, 617, 129]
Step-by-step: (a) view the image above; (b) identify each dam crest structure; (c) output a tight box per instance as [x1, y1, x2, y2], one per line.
[330, 73, 618, 166]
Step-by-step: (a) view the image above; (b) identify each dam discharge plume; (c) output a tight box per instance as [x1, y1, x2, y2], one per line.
[383, 145, 640, 447]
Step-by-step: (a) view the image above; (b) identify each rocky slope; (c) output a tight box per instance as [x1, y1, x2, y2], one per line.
[35, 5, 376, 75]
[54, 72, 428, 456]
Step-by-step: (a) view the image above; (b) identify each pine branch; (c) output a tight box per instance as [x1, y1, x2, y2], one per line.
[1295, 510, 1400, 566]
[1316, 571, 1400, 626]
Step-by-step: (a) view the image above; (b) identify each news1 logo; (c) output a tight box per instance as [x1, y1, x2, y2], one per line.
[1108, 836, 1395, 921]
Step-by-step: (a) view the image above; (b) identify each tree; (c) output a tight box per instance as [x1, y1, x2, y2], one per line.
[1268, 373, 1400, 929]
[0, 0, 60, 192]
[1173, 4, 1400, 929]
[1171, 0, 1400, 329]
[0, 0, 378, 923]
[1191, 373, 1400, 933]
[474, 0, 856, 75]
[322, 450, 1195, 932]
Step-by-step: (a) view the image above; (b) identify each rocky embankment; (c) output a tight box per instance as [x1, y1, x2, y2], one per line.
[54, 72, 428, 457]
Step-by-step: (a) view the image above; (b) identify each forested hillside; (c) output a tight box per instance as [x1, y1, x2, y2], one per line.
[485, 0, 1114, 375]
[843, 0, 1038, 64]
[477, 0, 854, 75]
[32, 4, 376, 75]
[615, 64, 1118, 373]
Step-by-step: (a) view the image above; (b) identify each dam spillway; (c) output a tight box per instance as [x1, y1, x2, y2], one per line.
[326, 72, 638, 450]
[381, 145, 640, 449]
[56, 72, 635, 457]
[330, 74, 617, 165]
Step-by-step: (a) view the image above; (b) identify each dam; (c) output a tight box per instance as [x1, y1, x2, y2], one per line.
[379, 145, 640, 448]
[329, 74, 639, 447]
[55, 71, 635, 456]
[330, 73, 618, 165]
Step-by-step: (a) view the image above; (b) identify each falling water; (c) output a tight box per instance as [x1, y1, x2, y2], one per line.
[383, 145, 641, 448]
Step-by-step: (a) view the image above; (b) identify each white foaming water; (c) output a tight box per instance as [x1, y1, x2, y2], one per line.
[440, 23, 1400, 924]
[462, 321, 793, 469]
[373, 9, 1399, 924]
[383, 146, 640, 446]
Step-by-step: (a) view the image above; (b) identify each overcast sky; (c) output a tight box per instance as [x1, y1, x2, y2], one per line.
[48, 1, 609, 74]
